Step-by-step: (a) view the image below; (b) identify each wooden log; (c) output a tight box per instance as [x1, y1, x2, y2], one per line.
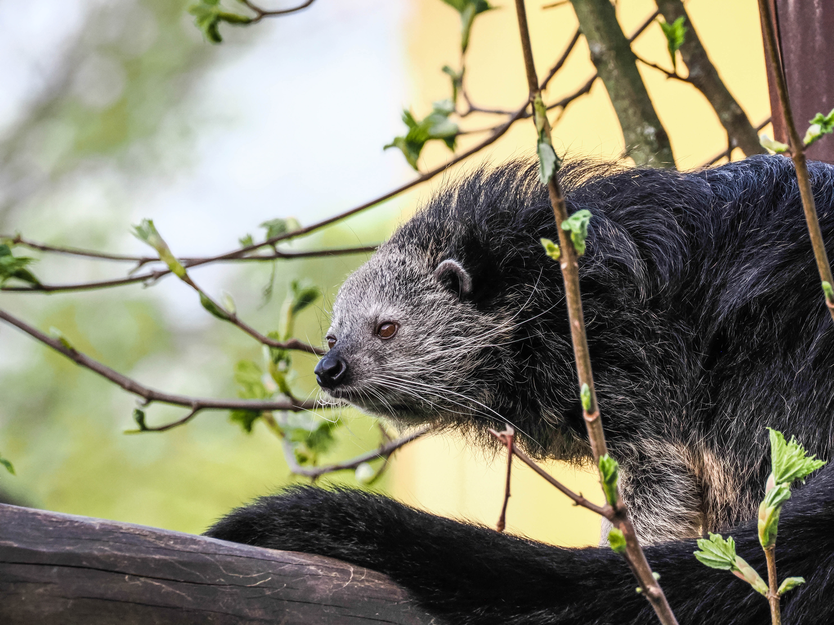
[0, 503, 438, 624]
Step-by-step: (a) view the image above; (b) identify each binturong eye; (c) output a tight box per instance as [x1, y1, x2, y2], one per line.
[376, 322, 398, 340]
[326, 335, 337, 349]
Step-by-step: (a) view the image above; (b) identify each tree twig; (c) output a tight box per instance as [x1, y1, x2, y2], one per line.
[281, 426, 432, 479]
[758, 0, 834, 323]
[239, 0, 315, 23]
[0, 308, 319, 425]
[655, 0, 766, 157]
[702, 117, 771, 166]
[764, 546, 781, 625]
[488, 428, 609, 517]
[493, 426, 515, 532]
[513, 0, 678, 621]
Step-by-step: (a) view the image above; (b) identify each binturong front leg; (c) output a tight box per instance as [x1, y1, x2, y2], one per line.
[614, 442, 706, 544]
[204, 484, 813, 625]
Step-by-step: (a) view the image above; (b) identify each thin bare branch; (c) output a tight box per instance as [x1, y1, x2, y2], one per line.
[540, 29, 582, 90]
[281, 426, 432, 479]
[239, 0, 315, 24]
[635, 56, 690, 83]
[1, 234, 378, 266]
[0, 308, 319, 420]
[493, 426, 515, 532]
[488, 429, 609, 517]
[702, 117, 771, 166]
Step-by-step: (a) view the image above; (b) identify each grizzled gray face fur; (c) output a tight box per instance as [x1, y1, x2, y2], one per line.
[318, 245, 514, 426]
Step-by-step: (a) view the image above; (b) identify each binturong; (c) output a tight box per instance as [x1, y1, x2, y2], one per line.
[313, 155, 834, 545]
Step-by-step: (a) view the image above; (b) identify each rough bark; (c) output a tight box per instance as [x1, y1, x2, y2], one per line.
[570, 0, 675, 168]
[655, 0, 766, 157]
[0, 504, 436, 625]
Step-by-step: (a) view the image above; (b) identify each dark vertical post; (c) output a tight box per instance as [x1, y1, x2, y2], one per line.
[762, 0, 834, 164]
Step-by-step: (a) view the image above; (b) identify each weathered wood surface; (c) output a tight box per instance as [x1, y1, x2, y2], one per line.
[0, 503, 439, 624]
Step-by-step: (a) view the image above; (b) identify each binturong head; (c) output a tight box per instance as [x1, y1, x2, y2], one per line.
[313, 163, 592, 455]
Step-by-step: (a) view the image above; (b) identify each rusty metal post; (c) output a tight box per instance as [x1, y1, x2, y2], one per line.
[762, 0, 834, 164]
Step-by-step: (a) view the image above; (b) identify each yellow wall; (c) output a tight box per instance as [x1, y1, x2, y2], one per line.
[388, 0, 772, 547]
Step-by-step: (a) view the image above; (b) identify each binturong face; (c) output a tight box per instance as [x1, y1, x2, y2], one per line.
[314, 244, 515, 428]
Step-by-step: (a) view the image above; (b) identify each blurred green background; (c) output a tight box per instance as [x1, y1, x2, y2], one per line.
[0, 0, 414, 533]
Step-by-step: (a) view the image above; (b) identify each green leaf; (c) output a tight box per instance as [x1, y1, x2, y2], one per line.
[199, 292, 232, 321]
[608, 528, 626, 554]
[355, 462, 377, 484]
[289, 280, 321, 316]
[441, 0, 494, 53]
[561, 209, 593, 256]
[735, 556, 769, 596]
[540, 237, 561, 261]
[260, 217, 302, 242]
[803, 108, 834, 147]
[0, 244, 40, 287]
[442, 65, 464, 104]
[283, 413, 340, 465]
[0, 453, 15, 475]
[48, 327, 75, 351]
[823, 281, 834, 303]
[769, 428, 826, 486]
[658, 16, 687, 72]
[758, 481, 791, 548]
[238, 233, 255, 247]
[187, 0, 251, 44]
[234, 360, 271, 400]
[599, 454, 619, 507]
[132, 219, 186, 279]
[580, 383, 591, 412]
[537, 139, 558, 184]
[778, 577, 805, 595]
[221, 291, 237, 316]
[229, 409, 262, 434]
[385, 101, 459, 170]
[760, 134, 789, 154]
[694, 533, 737, 571]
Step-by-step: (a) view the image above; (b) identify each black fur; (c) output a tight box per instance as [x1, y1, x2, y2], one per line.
[207, 463, 834, 624]
[208, 155, 834, 622]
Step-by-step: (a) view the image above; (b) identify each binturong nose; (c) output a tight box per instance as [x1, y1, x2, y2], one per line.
[314, 352, 348, 388]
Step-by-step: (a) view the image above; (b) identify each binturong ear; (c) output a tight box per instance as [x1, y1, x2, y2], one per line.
[433, 259, 472, 298]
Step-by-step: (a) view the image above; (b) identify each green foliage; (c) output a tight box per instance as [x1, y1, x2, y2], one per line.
[561, 209, 592, 256]
[0, 452, 15, 476]
[442, 65, 464, 104]
[199, 293, 232, 320]
[823, 281, 834, 303]
[132, 219, 186, 279]
[0, 244, 40, 288]
[694, 532, 738, 570]
[758, 482, 791, 549]
[282, 413, 340, 466]
[580, 383, 591, 412]
[188, 0, 252, 44]
[440, 0, 494, 53]
[48, 327, 75, 351]
[229, 409, 261, 434]
[385, 100, 459, 170]
[608, 527, 626, 554]
[598, 454, 619, 507]
[540, 237, 561, 261]
[537, 140, 559, 185]
[760, 134, 789, 154]
[694, 533, 768, 595]
[778, 577, 806, 595]
[803, 108, 834, 147]
[768, 428, 826, 486]
[658, 16, 687, 72]
[260, 217, 302, 242]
